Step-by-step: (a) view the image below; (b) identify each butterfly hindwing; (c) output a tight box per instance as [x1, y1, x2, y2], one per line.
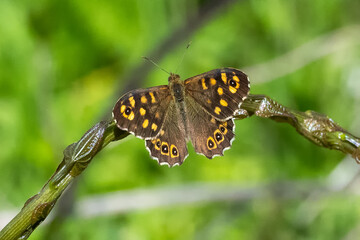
[184, 68, 249, 121]
[112, 86, 172, 139]
[185, 96, 235, 158]
[145, 101, 188, 166]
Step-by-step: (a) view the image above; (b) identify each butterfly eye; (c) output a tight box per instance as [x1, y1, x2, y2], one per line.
[170, 145, 179, 158]
[153, 139, 161, 150]
[214, 129, 224, 144]
[162, 145, 168, 153]
[161, 142, 169, 155]
[219, 125, 226, 133]
[215, 132, 223, 141]
[125, 107, 132, 115]
[219, 124, 228, 135]
[122, 106, 135, 120]
[207, 137, 217, 150]
[229, 79, 237, 87]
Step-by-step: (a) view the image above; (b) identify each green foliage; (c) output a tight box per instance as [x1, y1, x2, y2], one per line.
[0, 0, 359, 239]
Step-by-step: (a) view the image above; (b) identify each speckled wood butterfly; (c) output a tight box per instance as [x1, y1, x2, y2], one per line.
[112, 68, 250, 166]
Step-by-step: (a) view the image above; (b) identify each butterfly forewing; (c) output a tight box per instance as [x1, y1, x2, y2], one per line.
[112, 86, 172, 139]
[184, 68, 249, 121]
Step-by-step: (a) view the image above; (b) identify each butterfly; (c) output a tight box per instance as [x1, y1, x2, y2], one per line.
[112, 68, 250, 167]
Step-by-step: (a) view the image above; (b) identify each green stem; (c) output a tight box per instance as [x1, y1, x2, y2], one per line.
[1, 94, 359, 239]
[239, 94, 360, 162]
[0, 120, 128, 240]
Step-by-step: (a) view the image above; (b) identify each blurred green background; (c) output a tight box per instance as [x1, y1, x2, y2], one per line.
[1, 0, 360, 239]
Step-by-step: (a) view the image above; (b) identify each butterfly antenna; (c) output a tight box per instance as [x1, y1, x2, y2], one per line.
[142, 56, 170, 75]
[175, 41, 192, 73]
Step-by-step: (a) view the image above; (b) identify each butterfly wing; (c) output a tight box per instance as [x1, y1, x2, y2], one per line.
[184, 68, 250, 121]
[145, 101, 188, 167]
[113, 86, 188, 166]
[112, 86, 172, 139]
[185, 96, 235, 158]
[183, 68, 248, 158]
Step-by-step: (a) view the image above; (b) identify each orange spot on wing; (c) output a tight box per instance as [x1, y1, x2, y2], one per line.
[129, 97, 135, 107]
[142, 119, 149, 128]
[120, 105, 126, 113]
[220, 99, 228, 106]
[128, 111, 135, 121]
[149, 92, 156, 103]
[140, 108, 146, 116]
[201, 78, 208, 90]
[141, 96, 147, 103]
[214, 107, 221, 115]
[229, 86, 237, 93]
[221, 73, 227, 84]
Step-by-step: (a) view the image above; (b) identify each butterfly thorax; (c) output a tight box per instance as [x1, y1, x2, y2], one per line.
[168, 73, 185, 102]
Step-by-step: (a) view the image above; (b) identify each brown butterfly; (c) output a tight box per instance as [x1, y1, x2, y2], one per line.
[112, 68, 250, 167]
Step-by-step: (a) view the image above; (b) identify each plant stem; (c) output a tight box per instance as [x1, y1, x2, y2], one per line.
[239, 94, 360, 161]
[1, 95, 359, 239]
[0, 121, 128, 239]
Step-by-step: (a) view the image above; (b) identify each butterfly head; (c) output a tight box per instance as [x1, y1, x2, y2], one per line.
[168, 73, 181, 84]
